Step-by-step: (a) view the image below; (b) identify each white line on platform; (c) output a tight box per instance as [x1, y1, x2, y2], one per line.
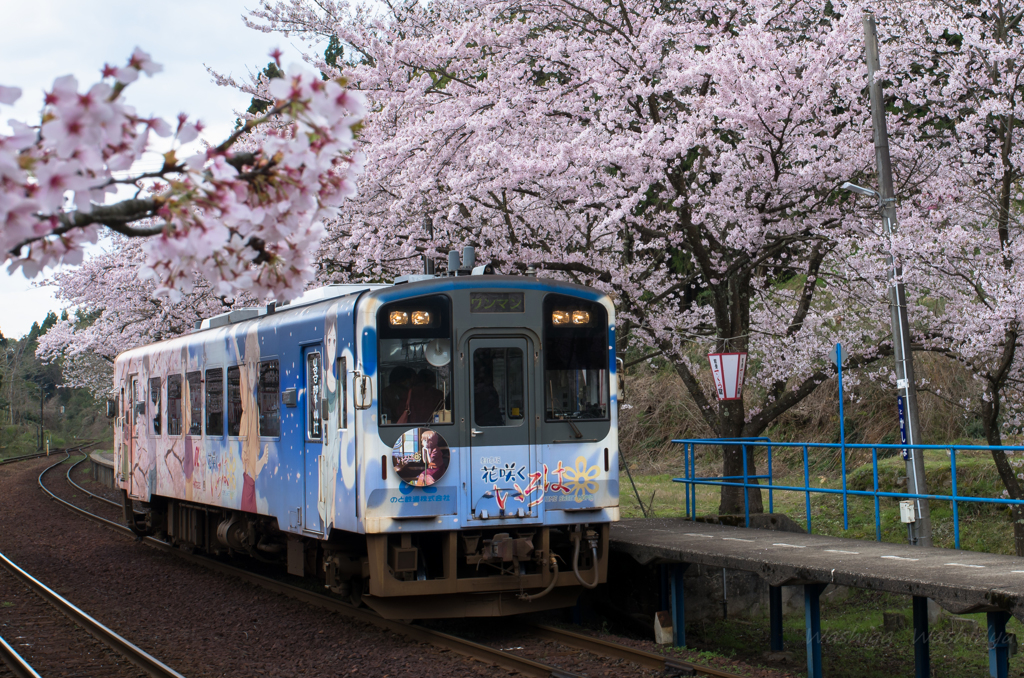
[772, 543, 806, 548]
[722, 537, 754, 542]
[683, 533, 715, 538]
[824, 549, 860, 554]
[881, 555, 919, 561]
[945, 563, 985, 568]
[1012, 571, 1024, 574]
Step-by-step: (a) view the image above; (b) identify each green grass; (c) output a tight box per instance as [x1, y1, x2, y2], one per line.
[688, 588, 1022, 677]
[1, 601, 12, 608]
[620, 448, 1017, 553]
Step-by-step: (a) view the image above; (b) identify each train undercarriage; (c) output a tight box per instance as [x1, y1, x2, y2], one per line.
[125, 493, 608, 618]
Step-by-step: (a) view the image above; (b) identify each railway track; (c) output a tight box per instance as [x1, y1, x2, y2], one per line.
[0, 440, 99, 467]
[34, 452, 752, 678]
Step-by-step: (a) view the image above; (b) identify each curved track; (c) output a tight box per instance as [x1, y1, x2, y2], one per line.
[36, 452, 750, 678]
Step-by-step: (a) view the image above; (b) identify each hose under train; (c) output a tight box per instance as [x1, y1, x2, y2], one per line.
[518, 556, 559, 601]
[572, 532, 600, 589]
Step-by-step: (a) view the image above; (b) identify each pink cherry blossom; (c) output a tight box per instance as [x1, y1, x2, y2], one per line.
[1, 47, 365, 303]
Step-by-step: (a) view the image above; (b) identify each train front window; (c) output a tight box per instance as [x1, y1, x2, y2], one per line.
[543, 295, 609, 421]
[473, 347, 525, 427]
[377, 295, 452, 426]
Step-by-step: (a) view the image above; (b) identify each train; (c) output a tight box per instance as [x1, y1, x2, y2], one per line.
[111, 248, 620, 618]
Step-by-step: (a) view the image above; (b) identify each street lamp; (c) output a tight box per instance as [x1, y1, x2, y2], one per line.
[839, 182, 879, 200]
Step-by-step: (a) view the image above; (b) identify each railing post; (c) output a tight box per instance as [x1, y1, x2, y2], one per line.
[913, 595, 930, 678]
[684, 443, 691, 519]
[767, 442, 774, 514]
[837, 345, 849, 531]
[803, 445, 812, 533]
[743, 444, 750, 527]
[872, 447, 881, 541]
[951, 447, 960, 550]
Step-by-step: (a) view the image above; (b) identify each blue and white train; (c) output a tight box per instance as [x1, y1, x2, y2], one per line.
[112, 253, 619, 618]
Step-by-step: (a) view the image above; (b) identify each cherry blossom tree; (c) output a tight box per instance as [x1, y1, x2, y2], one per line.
[35, 237, 251, 397]
[1, 47, 366, 303]
[244, 0, 905, 514]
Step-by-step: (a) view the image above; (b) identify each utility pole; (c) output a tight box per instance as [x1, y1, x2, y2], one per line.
[863, 14, 932, 547]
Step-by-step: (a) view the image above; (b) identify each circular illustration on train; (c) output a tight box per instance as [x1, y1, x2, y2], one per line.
[391, 428, 451, 486]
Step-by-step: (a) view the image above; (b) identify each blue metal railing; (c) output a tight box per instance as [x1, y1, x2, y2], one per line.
[674, 438, 1024, 549]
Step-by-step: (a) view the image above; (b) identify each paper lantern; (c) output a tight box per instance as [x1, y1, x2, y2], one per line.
[708, 352, 747, 401]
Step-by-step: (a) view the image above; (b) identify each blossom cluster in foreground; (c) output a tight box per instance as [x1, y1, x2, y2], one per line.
[0, 48, 365, 301]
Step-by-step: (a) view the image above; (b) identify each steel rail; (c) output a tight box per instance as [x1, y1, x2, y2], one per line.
[0, 440, 98, 467]
[37, 455, 582, 678]
[0, 633, 42, 678]
[530, 624, 752, 678]
[0, 547, 186, 678]
[66, 454, 120, 507]
[0, 452, 48, 466]
[40, 454, 752, 678]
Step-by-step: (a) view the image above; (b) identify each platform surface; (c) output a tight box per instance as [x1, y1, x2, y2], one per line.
[89, 451, 114, 467]
[611, 518, 1024, 618]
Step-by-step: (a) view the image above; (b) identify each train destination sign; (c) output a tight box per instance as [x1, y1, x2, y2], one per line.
[469, 292, 525, 313]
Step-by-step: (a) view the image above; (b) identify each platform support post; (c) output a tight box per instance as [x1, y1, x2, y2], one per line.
[660, 564, 669, 612]
[671, 563, 690, 648]
[804, 583, 827, 678]
[912, 596, 930, 678]
[988, 610, 1011, 678]
[770, 585, 784, 652]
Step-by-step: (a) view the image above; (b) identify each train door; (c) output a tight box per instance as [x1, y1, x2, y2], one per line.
[127, 374, 140, 497]
[468, 336, 536, 520]
[302, 346, 324, 534]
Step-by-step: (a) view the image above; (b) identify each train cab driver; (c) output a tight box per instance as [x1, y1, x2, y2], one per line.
[383, 366, 415, 423]
[407, 369, 445, 423]
[474, 363, 504, 427]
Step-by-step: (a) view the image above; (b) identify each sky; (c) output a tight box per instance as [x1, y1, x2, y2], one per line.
[0, 0, 316, 339]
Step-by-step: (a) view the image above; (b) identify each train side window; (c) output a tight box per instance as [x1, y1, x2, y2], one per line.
[259, 360, 280, 437]
[338, 357, 348, 430]
[377, 294, 453, 426]
[306, 351, 322, 441]
[186, 371, 202, 435]
[227, 366, 242, 437]
[167, 374, 182, 436]
[149, 377, 162, 436]
[205, 368, 224, 437]
[543, 294, 609, 421]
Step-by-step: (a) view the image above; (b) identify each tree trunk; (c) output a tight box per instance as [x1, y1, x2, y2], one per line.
[981, 395, 1024, 556]
[717, 400, 764, 515]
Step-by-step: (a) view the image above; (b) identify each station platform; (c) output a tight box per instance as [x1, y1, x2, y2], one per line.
[610, 517, 1021, 678]
[89, 451, 115, 489]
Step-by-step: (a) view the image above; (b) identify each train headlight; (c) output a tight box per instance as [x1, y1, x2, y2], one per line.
[572, 310, 591, 325]
[412, 310, 431, 325]
[552, 310, 572, 325]
[389, 311, 409, 326]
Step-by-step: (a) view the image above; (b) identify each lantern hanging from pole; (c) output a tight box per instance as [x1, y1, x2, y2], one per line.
[708, 352, 747, 401]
